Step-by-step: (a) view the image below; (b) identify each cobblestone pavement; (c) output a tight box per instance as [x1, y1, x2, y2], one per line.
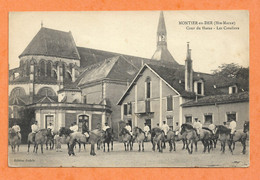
[8, 141, 249, 167]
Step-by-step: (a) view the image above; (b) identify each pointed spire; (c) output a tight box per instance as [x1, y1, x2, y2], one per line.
[157, 11, 167, 35]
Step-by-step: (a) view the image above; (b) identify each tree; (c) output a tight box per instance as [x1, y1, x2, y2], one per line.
[18, 108, 35, 144]
[211, 63, 249, 91]
[212, 63, 248, 79]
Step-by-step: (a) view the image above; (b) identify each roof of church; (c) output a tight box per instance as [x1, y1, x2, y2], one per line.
[151, 47, 179, 65]
[77, 56, 139, 86]
[182, 91, 249, 107]
[19, 27, 80, 60]
[118, 64, 241, 105]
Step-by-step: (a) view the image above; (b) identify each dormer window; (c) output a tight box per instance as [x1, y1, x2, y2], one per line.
[194, 80, 204, 95]
[229, 85, 238, 94]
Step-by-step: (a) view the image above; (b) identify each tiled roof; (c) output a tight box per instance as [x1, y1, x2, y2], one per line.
[77, 56, 139, 86]
[19, 27, 80, 60]
[182, 91, 249, 107]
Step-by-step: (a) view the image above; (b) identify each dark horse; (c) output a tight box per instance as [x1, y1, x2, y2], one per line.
[101, 128, 114, 152]
[215, 125, 247, 154]
[151, 127, 165, 153]
[8, 128, 21, 153]
[119, 128, 133, 151]
[27, 129, 49, 154]
[46, 129, 54, 150]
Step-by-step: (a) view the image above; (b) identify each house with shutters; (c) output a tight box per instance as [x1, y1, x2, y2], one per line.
[117, 42, 249, 130]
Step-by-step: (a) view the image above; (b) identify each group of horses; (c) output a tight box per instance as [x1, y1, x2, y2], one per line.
[8, 121, 249, 156]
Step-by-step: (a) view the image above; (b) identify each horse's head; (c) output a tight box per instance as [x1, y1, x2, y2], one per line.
[59, 127, 72, 137]
[8, 128, 16, 137]
[215, 125, 231, 135]
[243, 121, 249, 133]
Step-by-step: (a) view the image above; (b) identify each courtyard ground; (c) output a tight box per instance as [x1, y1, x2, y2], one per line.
[8, 141, 249, 167]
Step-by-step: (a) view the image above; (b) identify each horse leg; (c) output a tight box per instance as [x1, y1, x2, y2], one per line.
[186, 140, 191, 154]
[111, 141, 113, 151]
[46, 141, 48, 150]
[242, 140, 246, 154]
[173, 140, 176, 151]
[190, 141, 193, 154]
[103, 142, 106, 152]
[27, 142, 30, 154]
[41, 143, 44, 154]
[142, 141, 144, 152]
[78, 142, 81, 152]
[169, 140, 172, 152]
[182, 140, 185, 150]
[107, 142, 110, 152]
[228, 141, 233, 154]
[90, 143, 96, 156]
[138, 142, 141, 152]
[233, 142, 235, 150]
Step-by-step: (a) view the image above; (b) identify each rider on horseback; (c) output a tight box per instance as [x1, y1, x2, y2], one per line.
[47, 122, 54, 135]
[208, 122, 216, 134]
[12, 122, 21, 140]
[31, 120, 39, 143]
[143, 123, 150, 141]
[193, 118, 202, 138]
[174, 122, 180, 136]
[103, 122, 110, 131]
[161, 121, 169, 138]
[82, 121, 90, 138]
[229, 118, 237, 141]
[125, 122, 132, 136]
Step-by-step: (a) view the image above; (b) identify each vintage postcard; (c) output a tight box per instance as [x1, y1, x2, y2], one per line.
[8, 10, 249, 167]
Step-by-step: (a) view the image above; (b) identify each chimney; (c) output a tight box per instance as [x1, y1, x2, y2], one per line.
[185, 42, 193, 92]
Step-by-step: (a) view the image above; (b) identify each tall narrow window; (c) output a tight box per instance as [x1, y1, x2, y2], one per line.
[123, 104, 128, 115]
[128, 102, 132, 114]
[167, 95, 173, 111]
[146, 77, 151, 99]
[47, 61, 52, 77]
[40, 61, 45, 76]
[197, 82, 202, 95]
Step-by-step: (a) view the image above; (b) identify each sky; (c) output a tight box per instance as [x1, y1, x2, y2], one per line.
[9, 11, 249, 73]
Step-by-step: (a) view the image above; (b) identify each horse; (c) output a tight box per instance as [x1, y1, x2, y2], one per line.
[8, 128, 21, 153]
[180, 124, 213, 154]
[46, 129, 54, 150]
[101, 128, 114, 152]
[132, 127, 147, 152]
[220, 124, 248, 154]
[166, 130, 187, 152]
[231, 121, 250, 151]
[151, 127, 165, 153]
[119, 128, 133, 151]
[59, 127, 102, 156]
[27, 129, 48, 154]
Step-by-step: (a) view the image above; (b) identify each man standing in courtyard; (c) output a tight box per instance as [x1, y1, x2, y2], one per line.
[193, 118, 202, 138]
[143, 122, 150, 141]
[229, 118, 237, 141]
[31, 120, 39, 143]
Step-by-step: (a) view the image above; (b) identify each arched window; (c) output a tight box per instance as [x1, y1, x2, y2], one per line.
[53, 70, 57, 79]
[47, 61, 52, 77]
[26, 61, 30, 76]
[37, 87, 56, 97]
[10, 87, 26, 98]
[62, 63, 66, 78]
[145, 77, 151, 99]
[40, 61, 46, 76]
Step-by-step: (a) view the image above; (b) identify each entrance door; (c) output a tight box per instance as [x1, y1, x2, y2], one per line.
[45, 115, 54, 129]
[78, 115, 89, 132]
[145, 119, 151, 130]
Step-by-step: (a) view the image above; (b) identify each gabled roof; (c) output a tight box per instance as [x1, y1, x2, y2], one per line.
[117, 63, 243, 105]
[77, 56, 139, 87]
[19, 27, 80, 60]
[181, 91, 249, 107]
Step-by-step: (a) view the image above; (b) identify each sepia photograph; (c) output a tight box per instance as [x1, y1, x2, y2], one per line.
[8, 10, 249, 167]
